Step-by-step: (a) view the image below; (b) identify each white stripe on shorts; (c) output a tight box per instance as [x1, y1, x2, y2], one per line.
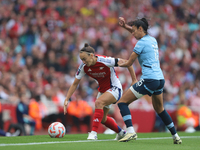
[130, 86, 144, 99]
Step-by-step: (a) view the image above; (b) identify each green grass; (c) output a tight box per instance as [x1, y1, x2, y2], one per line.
[0, 132, 200, 150]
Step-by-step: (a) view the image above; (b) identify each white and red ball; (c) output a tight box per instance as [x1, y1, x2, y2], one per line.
[48, 122, 66, 138]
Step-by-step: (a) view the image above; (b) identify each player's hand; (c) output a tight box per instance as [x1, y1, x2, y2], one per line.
[63, 100, 69, 115]
[119, 17, 126, 27]
[118, 59, 126, 67]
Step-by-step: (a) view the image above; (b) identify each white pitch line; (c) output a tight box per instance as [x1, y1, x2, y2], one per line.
[138, 136, 200, 140]
[0, 139, 112, 147]
[0, 136, 200, 147]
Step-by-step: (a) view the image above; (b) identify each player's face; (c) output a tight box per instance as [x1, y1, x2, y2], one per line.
[79, 52, 94, 66]
[131, 26, 144, 40]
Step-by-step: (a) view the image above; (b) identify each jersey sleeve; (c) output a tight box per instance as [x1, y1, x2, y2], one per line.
[75, 63, 86, 79]
[98, 56, 117, 67]
[133, 40, 145, 55]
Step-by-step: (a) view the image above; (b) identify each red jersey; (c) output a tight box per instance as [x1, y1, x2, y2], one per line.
[76, 55, 122, 93]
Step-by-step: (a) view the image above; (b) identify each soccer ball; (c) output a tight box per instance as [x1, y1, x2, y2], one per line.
[48, 122, 66, 138]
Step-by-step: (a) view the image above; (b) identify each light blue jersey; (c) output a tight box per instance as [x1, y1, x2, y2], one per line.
[133, 35, 164, 80]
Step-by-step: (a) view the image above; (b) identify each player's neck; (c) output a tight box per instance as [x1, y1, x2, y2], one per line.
[91, 57, 97, 66]
[141, 33, 147, 38]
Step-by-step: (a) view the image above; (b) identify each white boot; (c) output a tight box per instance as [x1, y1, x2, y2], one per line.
[87, 131, 97, 140]
[114, 129, 126, 140]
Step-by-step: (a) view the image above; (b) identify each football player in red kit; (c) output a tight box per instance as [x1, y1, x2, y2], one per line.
[64, 43, 137, 140]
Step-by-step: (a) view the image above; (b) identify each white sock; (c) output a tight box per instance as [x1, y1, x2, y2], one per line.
[172, 133, 178, 139]
[126, 127, 135, 133]
[119, 129, 125, 135]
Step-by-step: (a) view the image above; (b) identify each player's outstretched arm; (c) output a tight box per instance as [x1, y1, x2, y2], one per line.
[63, 78, 81, 115]
[127, 65, 137, 85]
[119, 17, 133, 33]
[118, 52, 138, 67]
[118, 58, 137, 85]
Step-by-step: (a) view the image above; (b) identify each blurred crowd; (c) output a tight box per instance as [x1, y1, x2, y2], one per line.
[0, 0, 200, 133]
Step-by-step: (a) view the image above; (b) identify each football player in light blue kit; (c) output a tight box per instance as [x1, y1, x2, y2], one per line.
[116, 17, 182, 144]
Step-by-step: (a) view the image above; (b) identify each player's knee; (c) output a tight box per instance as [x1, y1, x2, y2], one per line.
[153, 104, 164, 114]
[95, 100, 104, 109]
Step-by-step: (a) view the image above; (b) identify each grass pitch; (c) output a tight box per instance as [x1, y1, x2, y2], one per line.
[0, 131, 200, 150]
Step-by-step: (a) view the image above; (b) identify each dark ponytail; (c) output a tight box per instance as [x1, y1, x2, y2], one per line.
[80, 43, 95, 54]
[84, 43, 89, 47]
[128, 17, 149, 34]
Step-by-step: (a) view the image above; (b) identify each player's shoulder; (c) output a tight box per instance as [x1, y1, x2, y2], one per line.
[138, 35, 156, 45]
[96, 54, 108, 59]
[96, 55, 113, 63]
[76, 63, 86, 76]
[78, 62, 86, 69]
[144, 34, 156, 42]
[77, 62, 86, 72]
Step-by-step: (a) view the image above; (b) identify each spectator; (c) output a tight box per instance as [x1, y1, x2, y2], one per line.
[67, 91, 93, 132]
[40, 84, 67, 129]
[177, 96, 199, 133]
[16, 93, 36, 135]
[0, 101, 3, 130]
[0, 129, 20, 137]
[28, 95, 42, 131]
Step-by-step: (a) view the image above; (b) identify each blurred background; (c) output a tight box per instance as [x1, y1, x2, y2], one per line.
[0, 0, 200, 136]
